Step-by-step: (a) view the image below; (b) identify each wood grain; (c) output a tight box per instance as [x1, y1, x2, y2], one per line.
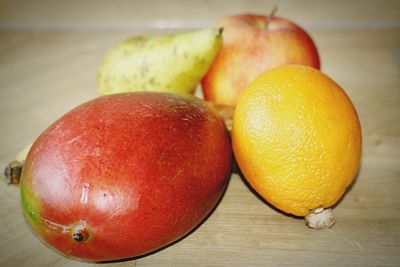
[0, 1, 399, 266]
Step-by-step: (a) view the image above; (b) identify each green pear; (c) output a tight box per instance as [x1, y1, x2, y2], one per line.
[97, 28, 223, 95]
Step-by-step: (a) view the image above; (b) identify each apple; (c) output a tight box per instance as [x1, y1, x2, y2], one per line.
[20, 92, 232, 261]
[202, 12, 320, 107]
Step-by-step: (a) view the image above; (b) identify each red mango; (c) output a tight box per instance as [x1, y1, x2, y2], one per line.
[20, 92, 231, 261]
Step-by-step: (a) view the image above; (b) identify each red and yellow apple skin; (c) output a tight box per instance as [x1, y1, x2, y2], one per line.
[202, 14, 320, 107]
[20, 92, 232, 261]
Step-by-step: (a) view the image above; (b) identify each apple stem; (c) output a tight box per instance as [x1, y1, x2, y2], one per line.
[265, 5, 278, 30]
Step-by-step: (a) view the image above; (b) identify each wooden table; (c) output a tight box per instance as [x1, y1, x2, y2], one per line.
[1, 1, 399, 266]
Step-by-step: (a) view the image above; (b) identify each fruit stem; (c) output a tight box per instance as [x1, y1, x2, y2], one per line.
[72, 226, 90, 242]
[4, 160, 23, 185]
[218, 27, 224, 36]
[305, 208, 335, 229]
[265, 5, 278, 30]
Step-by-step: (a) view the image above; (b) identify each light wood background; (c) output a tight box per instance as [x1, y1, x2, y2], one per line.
[0, 1, 399, 266]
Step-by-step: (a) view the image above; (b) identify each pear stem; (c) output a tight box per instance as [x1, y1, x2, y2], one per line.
[265, 5, 278, 30]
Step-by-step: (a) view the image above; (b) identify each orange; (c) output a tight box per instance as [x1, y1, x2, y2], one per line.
[232, 65, 362, 216]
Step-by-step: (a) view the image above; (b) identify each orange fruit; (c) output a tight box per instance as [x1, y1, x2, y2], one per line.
[232, 65, 362, 217]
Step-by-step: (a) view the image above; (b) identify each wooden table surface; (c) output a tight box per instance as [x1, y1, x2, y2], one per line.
[1, 1, 399, 266]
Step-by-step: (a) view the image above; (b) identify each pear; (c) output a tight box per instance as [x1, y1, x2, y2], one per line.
[97, 28, 223, 95]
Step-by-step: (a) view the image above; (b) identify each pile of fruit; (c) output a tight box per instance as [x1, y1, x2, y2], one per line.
[6, 10, 361, 262]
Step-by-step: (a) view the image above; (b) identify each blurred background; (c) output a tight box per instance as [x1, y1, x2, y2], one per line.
[0, 1, 399, 266]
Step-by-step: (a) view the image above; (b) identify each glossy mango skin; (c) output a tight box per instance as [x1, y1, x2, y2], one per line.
[20, 92, 231, 261]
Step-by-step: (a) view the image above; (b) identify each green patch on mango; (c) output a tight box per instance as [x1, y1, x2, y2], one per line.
[20, 171, 42, 232]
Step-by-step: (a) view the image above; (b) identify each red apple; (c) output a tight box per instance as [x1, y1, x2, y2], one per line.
[20, 92, 231, 261]
[202, 13, 320, 107]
